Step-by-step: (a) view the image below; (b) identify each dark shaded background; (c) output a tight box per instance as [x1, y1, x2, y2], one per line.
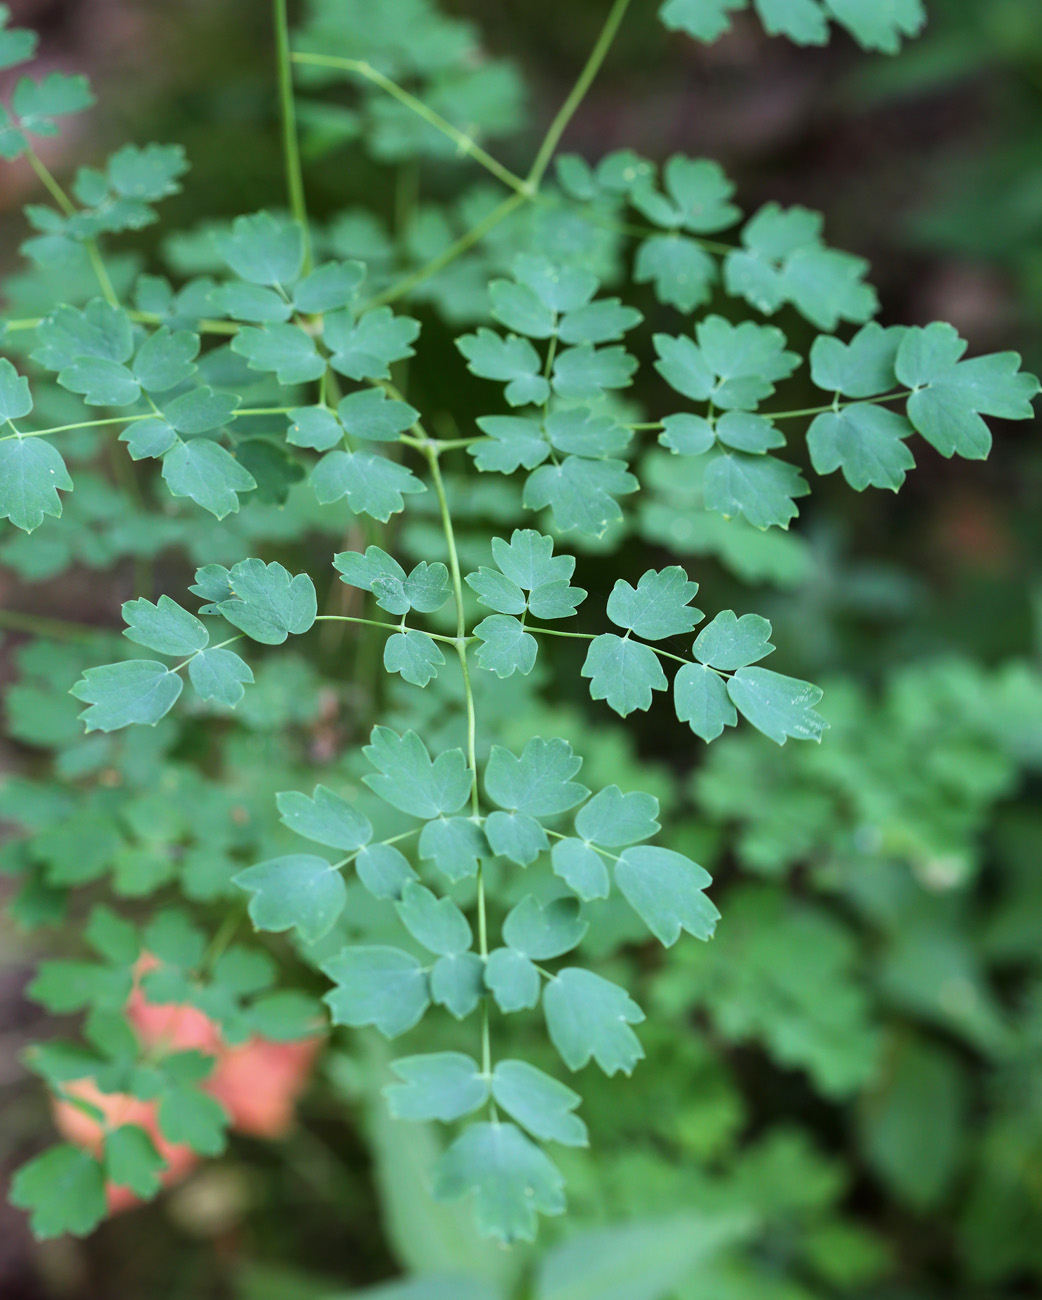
[2, 1, 1041, 1296]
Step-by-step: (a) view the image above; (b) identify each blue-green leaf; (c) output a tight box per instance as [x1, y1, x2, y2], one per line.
[582, 634, 667, 717]
[323, 945, 431, 1037]
[397, 881, 472, 956]
[433, 1122, 566, 1245]
[187, 647, 253, 707]
[693, 610, 774, 669]
[485, 738, 588, 816]
[234, 853, 347, 944]
[218, 212, 304, 286]
[491, 1060, 588, 1147]
[725, 666, 827, 743]
[325, 307, 420, 380]
[615, 846, 719, 945]
[161, 439, 256, 519]
[386, 1052, 489, 1122]
[503, 895, 587, 959]
[550, 839, 610, 901]
[575, 786, 660, 847]
[543, 969, 645, 1075]
[419, 817, 488, 883]
[311, 449, 425, 520]
[607, 566, 702, 641]
[72, 660, 181, 732]
[0, 437, 72, 531]
[473, 615, 537, 679]
[217, 558, 317, 644]
[122, 595, 208, 657]
[276, 785, 373, 852]
[363, 727, 472, 819]
[385, 629, 446, 687]
[485, 947, 542, 1012]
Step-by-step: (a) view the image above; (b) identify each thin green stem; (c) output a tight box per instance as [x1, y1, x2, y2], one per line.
[526, 0, 633, 188]
[767, 392, 910, 421]
[274, 0, 312, 273]
[400, 433, 483, 453]
[292, 53, 531, 198]
[314, 613, 458, 646]
[0, 407, 294, 444]
[525, 625, 596, 641]
[365, 192, 527, 311]
[25, 144, 118, 307]
[170, 635, 243, 675]
[546, 826, 622, 863]
[526, 623, 692, 665]
[421, 436, 491, 1087]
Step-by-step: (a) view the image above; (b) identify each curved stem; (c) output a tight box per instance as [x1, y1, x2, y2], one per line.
[526, 0, 633, 188]
[25, 144, 118, 307]
[292, 53, 531, 198]
[314, 614, 458, 646]
[365, 192, 527, 311]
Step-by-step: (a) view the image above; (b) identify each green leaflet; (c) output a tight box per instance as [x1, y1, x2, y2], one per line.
[363, 727, 472, 819]
[385, 629, 446, 687]
[543, 968, 646, 1075]
[10, 1145, 106, 1240]
[503, 895, 588, 959]
[71, 660, 182, 732]
[725, 666, 828, 744]
[323, 945, 431, 1038]
[433, 1122, 566, 1244]
[104, 1125, 166, 1199]
[575, 786, 660, 847]
[614, 846, 719, 946]
[397, 881, 473, 955]
[606, 566, 703, 641]
[659, 0, 926, 57]
[896, 322, 1040, 460]
[491, 1060, 587, 1147]
[215, 558, 317, 644]
[582, 635, 667, 717]
[161, 439, 257, 518]
[234, 853, 347, 944]
[276, 785, 373, 852]
[485, 738, 588, 816]
[385, 1052, 490, 1122]
[0, 437, 73, 532]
